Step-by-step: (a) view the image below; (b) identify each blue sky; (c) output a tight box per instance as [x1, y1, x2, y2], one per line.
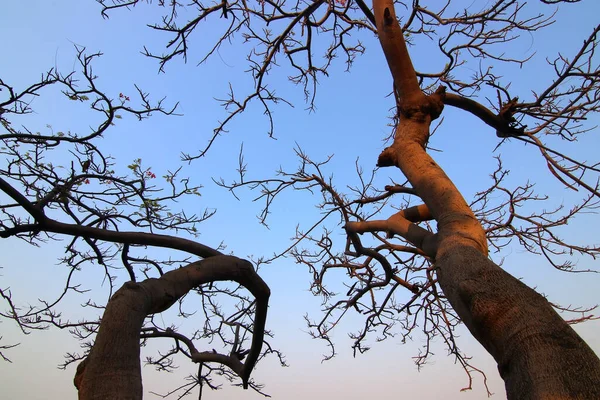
[1, 0, 600, 399]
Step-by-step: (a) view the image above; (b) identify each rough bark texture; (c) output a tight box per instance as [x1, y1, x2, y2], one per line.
[437, 246, 600, 399]
[75, 286, 145, 400]
[371, 0, 600, 398]
[75, 255, 270, 400]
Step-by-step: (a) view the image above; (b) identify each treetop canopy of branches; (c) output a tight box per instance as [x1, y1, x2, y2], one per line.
[1, 0, 599, 397]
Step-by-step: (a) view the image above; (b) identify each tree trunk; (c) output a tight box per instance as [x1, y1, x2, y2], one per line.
[75, 255, 270, 400]
[438, 245, 600, 398]
[370, 0, 600, 397]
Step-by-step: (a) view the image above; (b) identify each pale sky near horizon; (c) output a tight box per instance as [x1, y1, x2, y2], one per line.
[1, 1, 600, 399]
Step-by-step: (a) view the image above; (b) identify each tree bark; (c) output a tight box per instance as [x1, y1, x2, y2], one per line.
[75, 255, 270, 400]
[438, 245, 600, 399]
[371, 0, 600, 397]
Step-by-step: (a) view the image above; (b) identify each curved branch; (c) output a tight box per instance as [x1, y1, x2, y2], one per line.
[1, 219, 222, 259]
[75, 255, 270, 398]
[0, 176, 221, 258]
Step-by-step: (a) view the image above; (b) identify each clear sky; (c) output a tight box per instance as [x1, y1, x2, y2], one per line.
[1, 1, 599, 399]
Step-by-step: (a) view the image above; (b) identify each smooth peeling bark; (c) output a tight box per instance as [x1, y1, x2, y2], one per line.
[371, 0, 600, 397]
[75, 255, 270, 400]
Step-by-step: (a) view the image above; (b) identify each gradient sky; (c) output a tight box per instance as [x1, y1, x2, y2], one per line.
[1, 1, 600, 399]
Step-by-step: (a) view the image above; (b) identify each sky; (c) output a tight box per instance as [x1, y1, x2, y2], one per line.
[1, 0, 600, 399]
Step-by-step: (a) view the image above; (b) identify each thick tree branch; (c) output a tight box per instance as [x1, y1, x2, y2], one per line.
[2, 219, 222, 259]
[0, 176, 45, 222]
[75, 255, 270, 398]
[373, 0, 423, 102]
[0, 176, 221, 258]
[443, 93, 525, 137]
[346, 205, 437, 256]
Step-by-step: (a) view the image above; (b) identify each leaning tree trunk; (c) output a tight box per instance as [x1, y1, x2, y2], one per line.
[74, 255, 270, 400]
[370, 0, 600, 398]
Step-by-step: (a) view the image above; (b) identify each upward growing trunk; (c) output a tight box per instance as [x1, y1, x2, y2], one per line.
[371, 0, 600, 398]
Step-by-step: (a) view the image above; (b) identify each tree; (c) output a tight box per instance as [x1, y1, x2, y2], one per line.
[0, 47, 277, 398]
[1, 0, 599, 399]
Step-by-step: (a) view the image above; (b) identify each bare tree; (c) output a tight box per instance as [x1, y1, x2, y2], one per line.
[97, 0, 600, 397]
[2, 0, 600, 398]
[0, 48, 280, 399]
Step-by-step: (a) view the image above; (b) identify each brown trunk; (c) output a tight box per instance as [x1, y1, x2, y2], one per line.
[371, 0, 600, 397]
[74, 286, 145, 400]
[438, 245, 600, 399]
[75, 255, 270, 400]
